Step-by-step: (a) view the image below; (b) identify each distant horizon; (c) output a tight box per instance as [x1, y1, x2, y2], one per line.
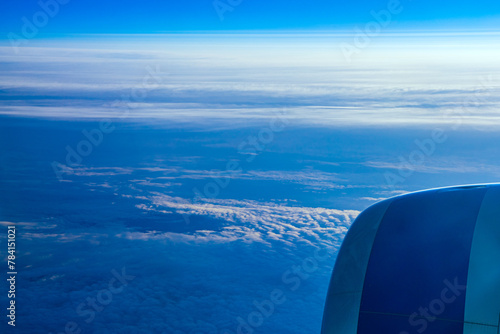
[2, 27, 500, 43]
[1, 30, 499, 127]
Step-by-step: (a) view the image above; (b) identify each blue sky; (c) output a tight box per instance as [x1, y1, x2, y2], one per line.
[1, 0, 500, 35]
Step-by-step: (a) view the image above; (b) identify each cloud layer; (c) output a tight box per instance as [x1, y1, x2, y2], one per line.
[1, 34, 500, 127]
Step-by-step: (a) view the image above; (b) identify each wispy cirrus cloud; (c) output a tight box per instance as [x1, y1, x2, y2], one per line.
[364, 160, 500, 175]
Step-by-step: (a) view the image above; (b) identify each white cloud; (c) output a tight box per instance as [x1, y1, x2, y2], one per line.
[364, 160, 500, 175]
[1, 37, 500, 127]
[360, 197, 387, 201]
[134, 194, 359, 247]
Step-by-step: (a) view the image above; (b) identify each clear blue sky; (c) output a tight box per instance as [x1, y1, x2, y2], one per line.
[1, 0, 500, 36]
